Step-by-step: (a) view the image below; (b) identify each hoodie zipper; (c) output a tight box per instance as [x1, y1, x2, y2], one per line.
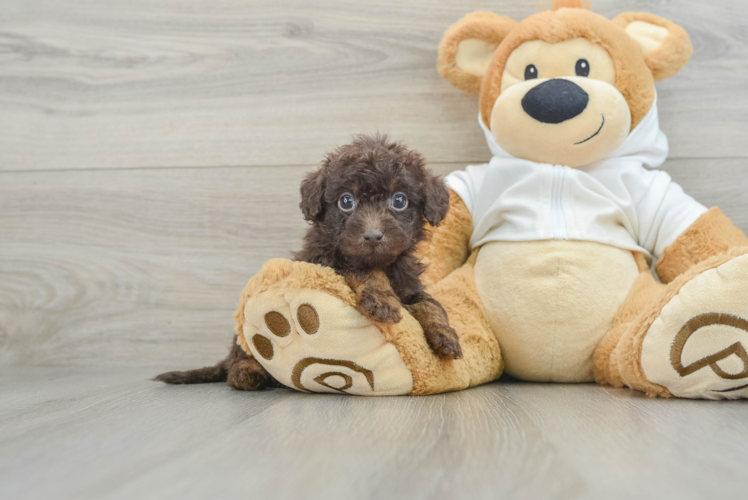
[551, 165, 567, 240]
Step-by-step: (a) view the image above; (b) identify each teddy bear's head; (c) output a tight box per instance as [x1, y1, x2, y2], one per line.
[438, 0, 692, 167]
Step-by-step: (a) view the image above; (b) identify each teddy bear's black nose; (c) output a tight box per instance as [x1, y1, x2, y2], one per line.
[521, 79, 589, 124]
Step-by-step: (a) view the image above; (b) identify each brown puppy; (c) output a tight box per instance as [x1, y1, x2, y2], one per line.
[156, 134, 462, 390]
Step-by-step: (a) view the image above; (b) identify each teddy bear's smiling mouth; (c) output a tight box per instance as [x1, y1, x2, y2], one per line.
[574, 115, 605, 145]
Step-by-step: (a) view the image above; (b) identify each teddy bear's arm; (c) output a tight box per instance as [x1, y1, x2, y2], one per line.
[417, 189, 473, 287]
[655, 207, 748, 283]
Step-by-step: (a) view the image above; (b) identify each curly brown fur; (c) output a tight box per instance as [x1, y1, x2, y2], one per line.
[295, 134, 461, 360]
[155, 134, 461, 391]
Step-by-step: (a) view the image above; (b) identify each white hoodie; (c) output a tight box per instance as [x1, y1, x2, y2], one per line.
[444, 99, 706, 258]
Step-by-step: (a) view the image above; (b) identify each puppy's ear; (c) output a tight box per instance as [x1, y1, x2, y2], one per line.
[299, 168, 326, 222]
[422, 173, 451, 227]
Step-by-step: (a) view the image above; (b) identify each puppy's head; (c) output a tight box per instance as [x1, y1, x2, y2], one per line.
[300, 134, 450, 268]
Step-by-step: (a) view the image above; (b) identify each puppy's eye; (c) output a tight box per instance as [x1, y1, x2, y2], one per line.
[524, 64, 538, 80]
[338, 193, 356, 212]
[575, 59, 590, 77]
[389, 192, 408, 212]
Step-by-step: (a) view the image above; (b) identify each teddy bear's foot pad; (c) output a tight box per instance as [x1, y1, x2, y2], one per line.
[241, 286, 414, 396]
[641, 253, 748, 399]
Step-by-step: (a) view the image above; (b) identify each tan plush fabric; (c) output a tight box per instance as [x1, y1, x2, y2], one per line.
[613, 12, 693, 81]
[234, 258, 356, 335]
[499, 37, 616, 92]
[490, 72, 631, 167]
[597, 218, 748, 399]
[398, 251, 504, 395]
[593, 264, 665, 387]
[455, 39, 499, 77]
[656, 207, 748, 284]
[478, 8, 656, 130]
[552, 0, 589, 10]
[640, 252, 748, 399]
[475, 240, 639, 382]
[234, 259, 413, 396]
[243, 286, 414, 396]
[614, 247, 748, 397]
[625, 21, 669, 54]
[234, 256, 502, 396]
[417, 189, 473, 287]
[437, 12, 517, 94]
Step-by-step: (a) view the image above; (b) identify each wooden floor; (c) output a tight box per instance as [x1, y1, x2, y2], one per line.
[2, 0, 748, 498]
[3, 367, 748, 500]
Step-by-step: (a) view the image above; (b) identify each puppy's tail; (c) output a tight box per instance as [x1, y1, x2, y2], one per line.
[154, 341, 237, 385]
[153, 364, 227, 385]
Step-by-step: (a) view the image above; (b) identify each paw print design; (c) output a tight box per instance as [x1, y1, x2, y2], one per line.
[240, 287, 414, 396]
[641, 252, 748, 399]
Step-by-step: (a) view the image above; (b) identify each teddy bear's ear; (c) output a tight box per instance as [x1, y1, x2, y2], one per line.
[614, 12, 693, 81]
[438, 12, 517, 95]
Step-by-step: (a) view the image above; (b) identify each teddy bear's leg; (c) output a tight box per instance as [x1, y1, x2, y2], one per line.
[596, 248, 748, 399]
[234, 256, 501, 396]
[599, 208, 748, 399]
[422, 251, 504, 390]
[593, 253, 666, 388]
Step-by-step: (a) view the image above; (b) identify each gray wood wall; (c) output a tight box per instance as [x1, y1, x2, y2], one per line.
[2, 0, 747, 368]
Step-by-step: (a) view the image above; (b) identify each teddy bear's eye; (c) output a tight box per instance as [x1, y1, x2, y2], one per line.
[338, 193, 356, 212]
[575, 59, 590, 77]
[524, 64, 538, 80]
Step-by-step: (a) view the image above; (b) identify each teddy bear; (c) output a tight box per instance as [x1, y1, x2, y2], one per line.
[232, 0, 748, 399]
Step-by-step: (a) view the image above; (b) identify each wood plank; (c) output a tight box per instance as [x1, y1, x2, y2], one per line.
[0, 165, 308, 366]
[1, 367, 747, 500]
[0, 0, 747, 171]
[1, 158, 747, 367]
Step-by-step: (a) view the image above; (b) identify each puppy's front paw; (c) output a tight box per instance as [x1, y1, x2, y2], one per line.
[425, 324, 463, 360]
[358, 289, 402, 324]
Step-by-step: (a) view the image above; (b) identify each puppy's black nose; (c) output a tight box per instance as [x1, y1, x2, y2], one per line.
[363, 230, 383, 245]
[521, 78, 589, 124]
